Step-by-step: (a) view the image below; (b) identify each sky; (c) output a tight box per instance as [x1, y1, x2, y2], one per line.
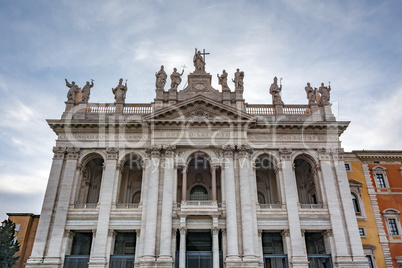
[0, 0, 402, 221]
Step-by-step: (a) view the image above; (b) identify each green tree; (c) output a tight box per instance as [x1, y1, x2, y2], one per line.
[0, 219, 20, 268]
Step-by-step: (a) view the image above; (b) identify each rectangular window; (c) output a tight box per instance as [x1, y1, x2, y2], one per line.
[359, 228, 365, 236]
[388, 219, 399, 235]
[366, 255, 374, 268]
[114, 232, 136, 255]
[345, 163, 350, 171]
[71, 232, 92, 255]
[376, 174, 386, 188]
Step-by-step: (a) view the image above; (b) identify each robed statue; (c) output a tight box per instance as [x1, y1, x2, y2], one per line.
[217, 70, 229, 90]
[232, 69, 244, 92]
[170, 68, 184, 90]
[305, 82, 317, 104]
[81, 80, 94, 103]
[193, 49, 205, 72]
[318, 82, 331, 105]
[65, 79, 81, 103]
[112, 78, 128, 102]
[269, 77, 283, 105]
[155, 65, 167, 89]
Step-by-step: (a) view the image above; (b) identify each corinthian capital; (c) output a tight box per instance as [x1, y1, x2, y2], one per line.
[222, 145, 235, 158]
[238, 144, 253, 158]
[53, 146, 66, 160]
[66, 147, 80, 159]
[164, 145, 176, 158]
[106, 148, 119, 160]
[278, 148, 292, 161]
[146, 145, 161, 158]
[317, 147, 331, 161]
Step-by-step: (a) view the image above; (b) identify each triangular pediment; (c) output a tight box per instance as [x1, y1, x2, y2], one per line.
[348, 178, 363, 187]
[144, 95, 256, 123]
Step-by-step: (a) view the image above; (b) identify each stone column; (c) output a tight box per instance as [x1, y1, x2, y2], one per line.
[182, 166, 188, 201]
[27, 147, 66, 266]
[211, 165, 217, 201]
[179, 228, 186, 268]
[158, 145, 176, 263]
[142, 146, 161, 262]
[237, 145, 257, 261]
[134, 230, 141, 264]
[278, 148, 308, 267]
[90, 148, 119, 267]
[222, 145, 240, 262]
[45, 147, 80, 265]
[212, 228, 220, 268]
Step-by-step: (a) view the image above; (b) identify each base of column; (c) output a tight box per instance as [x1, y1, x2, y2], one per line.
[139, 256, 157, 267]
[26, 257, 61, 267]
[290, 256, 309, 268]
[157, 255, 173, 266]
[334, 256, 369, 267]
[225, 255, 242, 267]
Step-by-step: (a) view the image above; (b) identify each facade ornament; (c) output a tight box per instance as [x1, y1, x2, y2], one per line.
[222, 145, 235, 158]
[106, 148, 119, 160]
[269, 77, 284, 105]
[238, 144, 253, 158]
[52, 146, 66, 160]
[274, 162, 283, 173]
[193, 49, 206, 73]
[332, 147, 344, 161]
[318, 82, 331, 105]
[232, 69, 244, 93]
[155, 65, 167, 90]
[92, 229, 97, 237]
[317, 148, 331, 161]
[66, 147, 80, 159]
[112, 78, 128, 103]
[108, 229, 116, 238]
[211, 227, 219, 236]
[81, 80, 94, 103]
[164, 145, 176, 158]
[212, 150, 222, 160]
[179, 228, 187, 236]
[217, 70, 230, 91]
[281, 230, 290, 238]
[64, 229, 73, 238]
[170, 68, 184, 90]
[278, 148, 292, 161]
[65, 79, 81, 103]
[305, 82, 317, 104]
[324, 230, 333, 238]
[145, 145, 162, 158]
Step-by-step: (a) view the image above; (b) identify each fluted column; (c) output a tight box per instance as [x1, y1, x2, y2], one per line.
[45, 147, 80, 264]
[222, 145, 240, 261]
[142, 145, 161, 261]
[159, 145, 176, 262]
[27, 147, 66, 266]
[212, 228, 220, 268]
[211, 165, 217, 201]
[278, 148, 308, 267]
[179, 228, 186, 268]
[90, 148, 119, 267]
[182, 166, 187, 201]
[238, 145, 258, 261]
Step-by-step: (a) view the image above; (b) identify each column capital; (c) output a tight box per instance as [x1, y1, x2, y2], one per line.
[317, 147, 331, 161]
[66, 147, 80, 159]
[106, 147, 119, 160]
[53, 146, 66, 160]
[237, 144, 253, 158]
[222, 145, 235, 158]
[64, 229, 73, 238]
[164, 145, 176, 158]
[278, 148, 292, 161]
[179, 228, 187, 236]
[331, 147, 344, 161]
[108, 229, 116, 239]
[324, 229, 333, 238]
[281, 230, 290, 238]
[212, 227, 219, 236]
[146, 145, 162, 158]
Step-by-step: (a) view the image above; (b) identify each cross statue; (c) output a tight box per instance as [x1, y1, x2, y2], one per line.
[200, 49, 210, 62]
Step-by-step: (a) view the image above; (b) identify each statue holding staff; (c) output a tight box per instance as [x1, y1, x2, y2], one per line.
[112, 78, 128, 102]
[170, 68, 184, 90]
[155, 65, 167, 89]
[81, 79, 94, 102]
[269, 76, 283, 105]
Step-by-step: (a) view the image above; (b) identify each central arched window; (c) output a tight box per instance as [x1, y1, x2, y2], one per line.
[190, 185, 208, 200]
[255, 155, 280, 204]
[76, 154, 104, 206]
[117, 153, 143, 206]
[294, 155, 321, 205]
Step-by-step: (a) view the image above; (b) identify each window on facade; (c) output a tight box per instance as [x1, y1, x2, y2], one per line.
[345, 163, 350, 171]
[262, 232, 284, 254]
[118, 154, 143, 205]
[376, 174, 386, 188]
[190, 185, 208, 200]
[76, 156, 104, 205]
[388, 219, 399, 235]
[71, 232, 92, 255]
[352, 193, 360, 213]
[359, 228, 365, 236]
[256, 156, 280, 204]
[294, 157, 321, 205]
[366, 255, 374, 268]
[114, 232, 136, 255]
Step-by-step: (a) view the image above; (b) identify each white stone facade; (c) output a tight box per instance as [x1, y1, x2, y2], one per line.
[27, 57, 368, 268]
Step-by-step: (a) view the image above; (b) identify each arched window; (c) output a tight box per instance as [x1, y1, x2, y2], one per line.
[190, 185, 208, 200]
[351, 193, 360, 213]
[76, 155, 104, 206]
[294, 156, 321, 205]
[255, 155, 280, 204]
[118, 154, 143, 205]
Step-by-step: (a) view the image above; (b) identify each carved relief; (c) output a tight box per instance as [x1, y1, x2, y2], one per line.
[317, 148, 331, 161]
[53, 146, 66, 160]
[145, 145, 161, 158]
[238, 144, 253, 158]
[106, 148, 119, 160]
[164, 145, 176, 158]
[222, 145, 235, 158]
[66, 147, 80, 159]
[278, 148, 292, 161]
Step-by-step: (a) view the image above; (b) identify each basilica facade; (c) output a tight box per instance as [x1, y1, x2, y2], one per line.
[26, 51, 368, 268]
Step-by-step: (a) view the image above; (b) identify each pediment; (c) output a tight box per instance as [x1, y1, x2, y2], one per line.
[144, 95, 256, 123]
[348, 178, 363, 187]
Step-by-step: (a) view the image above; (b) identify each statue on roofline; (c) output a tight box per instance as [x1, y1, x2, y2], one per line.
[269, 76, 283, 105]
[81, 80, 94, 103]
[65, 79, 81, 103]
[318, 82, 331, 105]
[155, 65, 167, 90]
[112, 78, 128, 103]
[170, 68, 184, 90]
[217, 70, 229, 90]
[305, 82, 317, 105]
[193, 49, 205, 72]
[232, 68, 244, 92]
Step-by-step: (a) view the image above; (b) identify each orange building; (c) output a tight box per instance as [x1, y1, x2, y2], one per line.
[7, 213, 40, 268]
[344, 152, 386, 267]
[354, 151, 402, 267]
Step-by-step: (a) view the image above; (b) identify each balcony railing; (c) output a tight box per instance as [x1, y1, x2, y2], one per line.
[73, 203, 98, 209]
[307, 254, 332, 268]
[283, 105, 311, 115]
[299, 203, 327, 209]
[246, 104, 275, 115]
[263, 254, 288, 268]
[116, 203, 140, 209]
[181, 200, 218, 206]
[64, 255, 90, 268]
[109, 255, 135, 268]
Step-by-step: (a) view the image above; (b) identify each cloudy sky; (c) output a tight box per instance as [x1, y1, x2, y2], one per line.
[1, 0, 401, 220]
